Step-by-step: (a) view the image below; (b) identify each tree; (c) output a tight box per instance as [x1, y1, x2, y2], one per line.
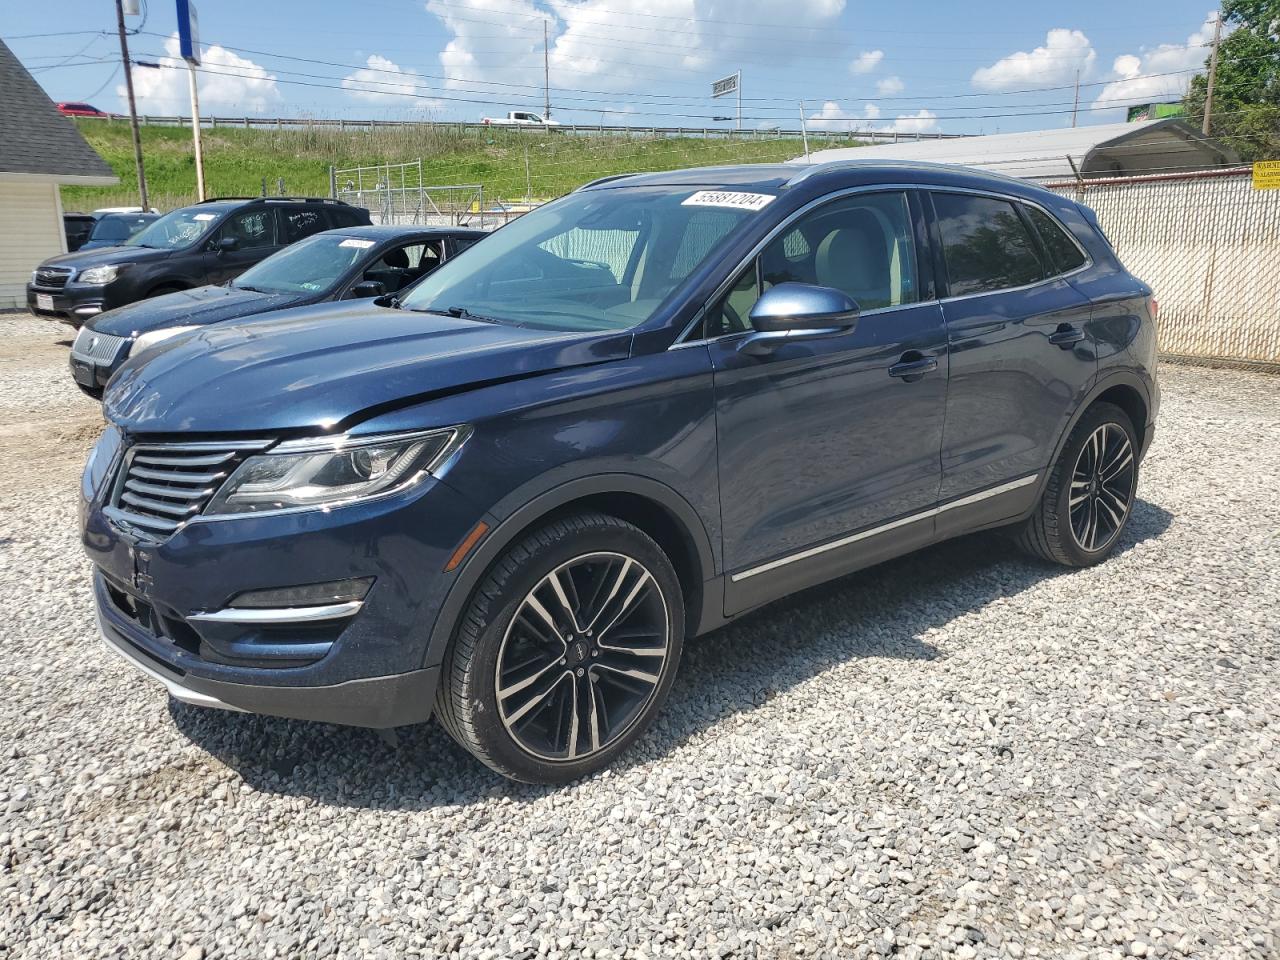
[1183, 0, 1280, 161]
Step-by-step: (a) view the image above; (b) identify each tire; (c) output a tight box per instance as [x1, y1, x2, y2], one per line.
[435, 512, 685, 783]
[1016, 401, 1139, 567]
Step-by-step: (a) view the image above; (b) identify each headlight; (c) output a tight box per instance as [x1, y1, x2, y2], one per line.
[134, 325, 198, 352]
[78, 265, 120, 285]
[204, 427, 469, 516]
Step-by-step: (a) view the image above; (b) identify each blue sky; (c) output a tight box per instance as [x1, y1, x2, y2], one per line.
[5, 0, 1217, 134]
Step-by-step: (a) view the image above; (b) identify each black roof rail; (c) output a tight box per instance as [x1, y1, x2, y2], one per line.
[196, 196, 350, 205]
[261, 196, 350, 205]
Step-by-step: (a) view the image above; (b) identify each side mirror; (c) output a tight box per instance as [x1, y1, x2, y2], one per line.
[348, 280, 385, 299]
[739, 282, 859, 355]
[217, 236, 239, 254]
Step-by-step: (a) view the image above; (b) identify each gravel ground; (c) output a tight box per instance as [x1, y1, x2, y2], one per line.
[0, 311, 1277, 960]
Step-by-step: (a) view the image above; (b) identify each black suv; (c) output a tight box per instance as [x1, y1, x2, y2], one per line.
[29, 197, 371, 326]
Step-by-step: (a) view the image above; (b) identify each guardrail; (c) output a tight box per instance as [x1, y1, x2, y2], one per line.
[76, 113, 965, 144]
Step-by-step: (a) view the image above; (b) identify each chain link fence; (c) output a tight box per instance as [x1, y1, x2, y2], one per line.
[1047, 169, 1280, 366]
[332, 162, 535, 229]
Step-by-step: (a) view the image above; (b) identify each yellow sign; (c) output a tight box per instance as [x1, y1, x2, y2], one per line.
[1252, 160, 1280, 190]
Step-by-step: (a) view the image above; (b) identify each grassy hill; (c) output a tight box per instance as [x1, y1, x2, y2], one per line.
[65, 120, 863, 212]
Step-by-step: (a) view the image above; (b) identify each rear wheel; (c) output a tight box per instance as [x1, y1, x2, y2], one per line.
[1016, 402, 1139, 567]
[435, 512, 684, 783]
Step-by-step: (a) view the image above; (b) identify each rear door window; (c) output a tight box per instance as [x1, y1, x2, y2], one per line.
[932, 193, 1045, 296]
[1024, 205, 1088, 274]
[279, 208, 330, 244]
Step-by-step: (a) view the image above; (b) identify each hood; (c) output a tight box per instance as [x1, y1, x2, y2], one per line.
[40, 245, 172, 271]
[87, 284, 306, 337]
[103, 301, 633, 434]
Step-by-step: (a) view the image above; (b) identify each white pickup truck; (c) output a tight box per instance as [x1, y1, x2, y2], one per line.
[481, 111, 560, 126]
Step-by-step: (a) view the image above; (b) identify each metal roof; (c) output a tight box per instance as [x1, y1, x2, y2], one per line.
[0, 40, 117, 184]
[793, 119, 1238, 181]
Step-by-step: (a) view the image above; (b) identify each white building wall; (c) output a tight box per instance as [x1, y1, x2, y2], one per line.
[0, 179, 65, 309]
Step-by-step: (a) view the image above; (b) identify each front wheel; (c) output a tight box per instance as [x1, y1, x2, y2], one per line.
[1016, 402, 1139, 567]
[435, 512, 685, 783]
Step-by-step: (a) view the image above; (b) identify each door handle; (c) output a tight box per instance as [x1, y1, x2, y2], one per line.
[888, 352, 938, 382]
[1048, 324, 1086, 348]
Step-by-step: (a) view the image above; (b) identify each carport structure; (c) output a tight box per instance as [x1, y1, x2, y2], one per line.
[796, 119, 1238, 181]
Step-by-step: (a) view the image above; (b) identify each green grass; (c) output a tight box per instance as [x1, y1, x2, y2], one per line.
[64, 119, 865, 212]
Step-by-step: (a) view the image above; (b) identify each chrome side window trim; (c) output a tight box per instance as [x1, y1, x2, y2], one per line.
[729, 473, 1039, 583]
[926, 187, 1094, 303]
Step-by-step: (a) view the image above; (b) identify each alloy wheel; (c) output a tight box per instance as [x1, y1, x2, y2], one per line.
[1069, 423, 1135, 552]
[494, 552, 670, 762]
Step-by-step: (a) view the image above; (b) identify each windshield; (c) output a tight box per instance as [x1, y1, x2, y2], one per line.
[233, 234, 370, 294]
[128, 208, 223, 249]
[398, 186, 761, 331]
[90, 214, 156, 244]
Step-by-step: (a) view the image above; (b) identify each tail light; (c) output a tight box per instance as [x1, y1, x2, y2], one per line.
[1149, 296, 1159, 319]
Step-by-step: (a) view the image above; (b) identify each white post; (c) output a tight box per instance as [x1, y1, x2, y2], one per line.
[736, 70, 742, 131]
[188, 61, 206, 201]
[799, 101, 809, 161]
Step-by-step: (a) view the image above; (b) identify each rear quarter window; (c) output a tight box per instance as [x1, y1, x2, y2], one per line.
[1025, 205, 1088, 274]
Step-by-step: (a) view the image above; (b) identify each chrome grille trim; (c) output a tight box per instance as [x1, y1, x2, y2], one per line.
[71, 328, 128, 363]
[108, 439, 273, 538]
[34, 266, 74, 288]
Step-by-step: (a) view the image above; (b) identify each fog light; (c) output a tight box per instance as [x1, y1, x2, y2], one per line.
[228, 577, 374, 609]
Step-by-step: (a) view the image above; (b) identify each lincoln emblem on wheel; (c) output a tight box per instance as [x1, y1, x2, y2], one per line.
[82, 160, 1158, 783]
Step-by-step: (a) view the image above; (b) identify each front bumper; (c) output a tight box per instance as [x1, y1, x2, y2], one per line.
[67, 345, 128, 395]
[28, 283, 107, 324]
[98, 602, 440, 727]
[83, 454, 488, 727]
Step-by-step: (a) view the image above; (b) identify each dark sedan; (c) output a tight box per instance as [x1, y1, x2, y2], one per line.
[68, 225, 486, 397]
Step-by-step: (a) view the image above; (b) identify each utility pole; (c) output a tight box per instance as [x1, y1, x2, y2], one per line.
[1071, 69, 1080, 128]
[188, 63, 206, 201]
[114, 0, 149, 209]
[543, 19, 551, 120]
[1203, 8, 1223, 136]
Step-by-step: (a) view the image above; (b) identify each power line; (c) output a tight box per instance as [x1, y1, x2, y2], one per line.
[130, 58, 1268, 127]
[126, 34, 1241, 114]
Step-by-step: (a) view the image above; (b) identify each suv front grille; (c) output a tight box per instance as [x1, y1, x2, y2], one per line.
[71, 328, 128, 363]
[107, 440, 271, 537]
[34, 266, 74, 289]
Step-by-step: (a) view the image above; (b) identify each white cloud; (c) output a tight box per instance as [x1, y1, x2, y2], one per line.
[806, 101, 937, 135]
[887, 108, 938, 134]
[876, 76, 904, 95]
[971, 28, 1096, 91]
[807, 100, 879, 131]
[341, 55, 440, 111]
[123, 34, 281, 113]
[850, 50, 884, 74]
[425, 0, 847, 114]
[1090, 13, 1220, 115]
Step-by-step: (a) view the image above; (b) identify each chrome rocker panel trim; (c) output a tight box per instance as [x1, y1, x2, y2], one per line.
[730, 474, 1039, 582]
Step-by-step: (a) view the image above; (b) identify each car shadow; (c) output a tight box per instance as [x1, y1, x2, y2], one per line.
[170, 499, 1173, 809]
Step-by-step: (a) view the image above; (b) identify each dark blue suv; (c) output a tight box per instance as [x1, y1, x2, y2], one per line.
[81, 161, 1159, 783]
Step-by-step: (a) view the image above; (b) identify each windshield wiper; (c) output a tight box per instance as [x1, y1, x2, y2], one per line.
[444, 305, 503, 324]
